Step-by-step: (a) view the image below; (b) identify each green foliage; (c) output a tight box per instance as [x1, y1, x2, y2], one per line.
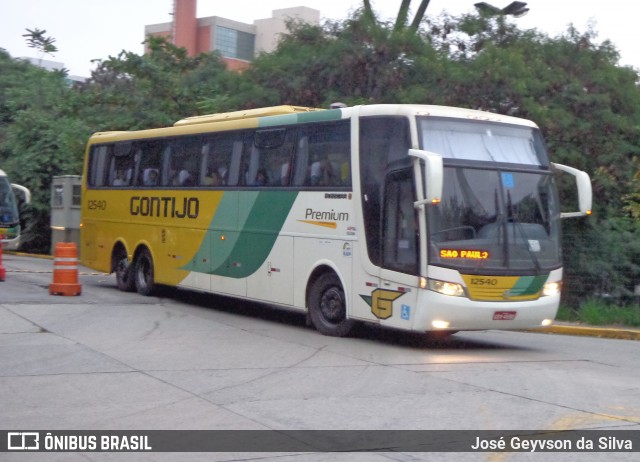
[558, 300, 640, 328]
[76, 36, 230, 131]
[623, 161, 640, 218]
[0, 51, 87, 250]
[562, 217, 640, 307]
[1, 37, 232, 251]
[22, 28, 58, 56]
[237, 12, 439, 108]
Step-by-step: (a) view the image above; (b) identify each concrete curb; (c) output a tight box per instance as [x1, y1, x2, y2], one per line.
[5, 250, 52, 259]
[531, 324, 640, 341]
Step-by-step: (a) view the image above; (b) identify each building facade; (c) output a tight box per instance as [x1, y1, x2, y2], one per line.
[145, 0, 320, 70]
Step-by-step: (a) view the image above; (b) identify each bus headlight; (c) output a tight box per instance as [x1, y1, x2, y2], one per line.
[542, 281, 561, 297]
[428, 279, 465, 297]
[432, 320, 450, 329]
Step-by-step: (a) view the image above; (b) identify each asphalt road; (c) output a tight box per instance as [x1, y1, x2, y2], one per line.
[1, 253, 638, 461]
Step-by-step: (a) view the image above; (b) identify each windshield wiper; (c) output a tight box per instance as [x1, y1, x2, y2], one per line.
[506, 190, 541, 273]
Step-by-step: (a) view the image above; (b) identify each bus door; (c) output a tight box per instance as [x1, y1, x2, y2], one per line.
[376, 168, 422, 327]
[351, 115, 417, 324]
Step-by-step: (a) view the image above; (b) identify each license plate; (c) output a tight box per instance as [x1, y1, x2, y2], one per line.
[493, 311, 517, 321]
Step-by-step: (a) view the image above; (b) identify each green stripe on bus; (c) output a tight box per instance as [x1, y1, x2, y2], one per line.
[258, 109, 343, 127]
[183, 191, 298, 278]
[511, 275, 547, 295]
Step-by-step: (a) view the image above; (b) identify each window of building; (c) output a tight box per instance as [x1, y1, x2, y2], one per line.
[72, 184, 82, 207]
[215, 26, 255, 61]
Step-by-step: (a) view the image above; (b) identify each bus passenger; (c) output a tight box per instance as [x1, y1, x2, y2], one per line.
[202, 168, 220, 186]
[217, 166, 228, 185]
[178, 169, 194, 186]
[280, 162, 291, 186]
[143, 169, 159, 186]
[113, 170, 127, 186]
[310, 157, 333, 186]
[253, 169, 268, 186]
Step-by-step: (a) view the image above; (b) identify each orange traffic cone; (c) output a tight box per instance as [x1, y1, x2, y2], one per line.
[49, 242, 82, 296]
[0, 240, 6, 282]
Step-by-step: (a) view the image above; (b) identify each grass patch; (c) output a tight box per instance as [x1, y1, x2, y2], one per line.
[557, 300, 640, 328]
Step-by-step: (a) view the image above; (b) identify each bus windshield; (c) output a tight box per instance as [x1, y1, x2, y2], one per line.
[418, 117, 549, 166]
[426, 167, 561, 272]
[0, 174, 21, 244]
[419, 118, 561, 273]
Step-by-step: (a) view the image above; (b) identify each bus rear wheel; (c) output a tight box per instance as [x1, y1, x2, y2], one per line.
[133, 248, 156, 296]
[114, 249, 135, 292]
[308, 272, 354, 337]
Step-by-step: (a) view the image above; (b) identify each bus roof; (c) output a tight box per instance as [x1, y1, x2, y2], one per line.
[351, 104, 538, 128]
[173, 105, 324, 126]
[88, 104, 538, 145]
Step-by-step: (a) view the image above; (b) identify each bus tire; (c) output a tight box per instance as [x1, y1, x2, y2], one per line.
[114, 249, 135, 292]
[308, 272, 354, 337]
[133, 248, 156, 296]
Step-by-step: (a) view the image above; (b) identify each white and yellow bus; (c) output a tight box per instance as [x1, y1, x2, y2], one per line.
[80, 104, 592, 337]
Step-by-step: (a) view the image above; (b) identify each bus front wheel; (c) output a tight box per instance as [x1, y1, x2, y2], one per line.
[308, 272, 354, 337]
[133, 248, 156, 296]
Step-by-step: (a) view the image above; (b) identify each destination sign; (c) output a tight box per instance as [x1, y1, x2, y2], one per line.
[440, 249, 489, 260]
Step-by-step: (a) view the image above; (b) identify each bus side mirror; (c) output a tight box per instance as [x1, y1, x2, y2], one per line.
[409, 149, 443, 206]
[551, 163, 592, 218]
[12, 183, 31, 204]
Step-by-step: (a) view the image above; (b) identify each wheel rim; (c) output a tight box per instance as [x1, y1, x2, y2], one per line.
[137, 257, 151, 290]
[116, 257, 128, 282]
[320, 286, 345, 323]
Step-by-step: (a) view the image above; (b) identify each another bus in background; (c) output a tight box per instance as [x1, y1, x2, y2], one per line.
[0, 169, 31, 250]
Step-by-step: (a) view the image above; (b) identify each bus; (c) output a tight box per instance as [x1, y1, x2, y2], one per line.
[80, 104, 592, 337]
[0, 169, 31, 250]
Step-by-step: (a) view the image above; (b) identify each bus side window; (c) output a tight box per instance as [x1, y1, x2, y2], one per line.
[302, 120, 351, 188]
[108, 143, 134, 187]
[88, 145, 110, 187]
[135, 140, 163, 187]
[360, 116, 411, 266]
[249, 128, 297, 187]
[201, 132, 241, 186]
[167, 138, 202, 187]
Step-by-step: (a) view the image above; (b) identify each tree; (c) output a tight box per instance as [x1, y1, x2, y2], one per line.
[363, 0, 433, 35]
[22, 28, 58, 64]
[1, 35, 232, 251]
[229, 10, 439, 108]
[621, 154, 640, 219]
[77, 36, 230, 131]
[0, 51, 86, 251]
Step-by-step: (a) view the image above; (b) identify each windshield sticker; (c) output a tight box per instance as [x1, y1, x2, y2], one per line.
[528, 240, 541, 252]
[501, 172, 515, 189]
